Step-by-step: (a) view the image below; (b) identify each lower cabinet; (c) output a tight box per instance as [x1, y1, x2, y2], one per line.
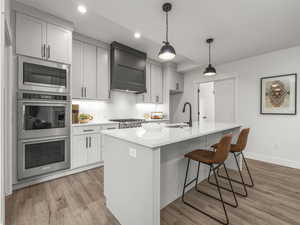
[72, 132, 101, 168]
[71, 123, 119, 169]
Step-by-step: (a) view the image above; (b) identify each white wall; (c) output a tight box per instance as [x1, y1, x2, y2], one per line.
[73, 91, 167, 121]
[178, 45, 300, 169]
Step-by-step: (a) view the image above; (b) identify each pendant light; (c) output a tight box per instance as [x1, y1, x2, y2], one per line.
[158, 3, 176, 61]
[204, 38, 217, 76]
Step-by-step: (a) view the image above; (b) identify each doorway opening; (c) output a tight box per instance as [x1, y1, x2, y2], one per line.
[197, 77, 236, 123]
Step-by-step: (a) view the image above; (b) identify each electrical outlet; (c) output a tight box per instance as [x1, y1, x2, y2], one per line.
[129, 148, 137, 158]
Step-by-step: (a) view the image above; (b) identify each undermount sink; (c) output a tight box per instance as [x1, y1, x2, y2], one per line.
[165, 123, 189, 128]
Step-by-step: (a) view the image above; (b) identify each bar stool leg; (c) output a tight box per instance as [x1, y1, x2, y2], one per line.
[216, 152, 248, 197]
[241, 152, 255, 187]
[182, 161, 232, 225]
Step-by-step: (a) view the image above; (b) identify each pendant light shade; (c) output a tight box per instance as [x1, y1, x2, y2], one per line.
[204, 38, 217, 76]
[158, 3, 176, 61]
[158, 41, 176, 60]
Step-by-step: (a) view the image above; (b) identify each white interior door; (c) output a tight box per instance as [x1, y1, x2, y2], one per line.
[214, 78, 236, 123]
[199, 82, 215, 123]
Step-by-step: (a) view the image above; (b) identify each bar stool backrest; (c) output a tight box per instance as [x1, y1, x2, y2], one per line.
[235, 128, 250, 152]
[213, 134, 232, 164]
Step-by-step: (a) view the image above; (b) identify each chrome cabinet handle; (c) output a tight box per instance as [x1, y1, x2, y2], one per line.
[85, 87, 87, 98]
[156, 96, 159, 103]
[47, 45, 51, 59]
[83, 129, 94, 132]
[41, 44, 46, 58]
[86, 137, 88, 148]
[89, 137, 91, 148]
[81, 87, 83, 98]
[176, 82, 179, 90]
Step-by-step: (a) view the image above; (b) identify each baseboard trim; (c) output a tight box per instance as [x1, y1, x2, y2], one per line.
[12, 162, 103, 191]
[245, 152, 300, 169]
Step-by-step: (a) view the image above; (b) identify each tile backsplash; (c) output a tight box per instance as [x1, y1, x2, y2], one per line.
[72, 91, 168, 121]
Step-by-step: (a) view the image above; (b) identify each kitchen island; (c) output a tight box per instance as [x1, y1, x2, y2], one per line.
[102, 122, 242, 225]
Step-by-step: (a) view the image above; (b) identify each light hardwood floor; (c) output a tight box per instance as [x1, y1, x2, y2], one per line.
[6, 159, 300, 225]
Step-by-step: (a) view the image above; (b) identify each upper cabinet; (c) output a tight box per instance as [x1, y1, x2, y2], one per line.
[16, 13, 72, 64]
[72, 39, 110, 100]
[97, 47, 110, 100]
[150, 63, 163, 104]
[137, 61, 163, 104]
[165, 64, 184, 94]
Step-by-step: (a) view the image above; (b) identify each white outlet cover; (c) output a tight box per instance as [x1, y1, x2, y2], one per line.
[129, 148, 137, 158]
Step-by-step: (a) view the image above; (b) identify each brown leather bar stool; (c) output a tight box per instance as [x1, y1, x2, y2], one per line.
[208, 128, 254, 197]
[182, 134, 238, 225]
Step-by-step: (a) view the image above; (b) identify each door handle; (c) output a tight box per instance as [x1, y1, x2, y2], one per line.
[176, 82, 179, 90]
[86, 137, 88, 148]
[41, 44, 46, 58]
[47, 45, 51, 59]
[81, 87, 83, 98]
[89, 137, 91, 148]
[156, 96, 159, 103]
[84, 87, 87, 98]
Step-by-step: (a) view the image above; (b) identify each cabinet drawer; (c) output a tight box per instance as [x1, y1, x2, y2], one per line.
[72, 125, 100, 135]
[101, 124, 119, 130]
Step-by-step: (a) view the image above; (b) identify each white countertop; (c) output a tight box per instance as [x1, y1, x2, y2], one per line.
[102, 121, 242, 148]
[72, 121, 119, 127]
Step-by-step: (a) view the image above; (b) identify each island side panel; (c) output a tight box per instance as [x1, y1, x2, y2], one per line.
[103, 135, 160, 225]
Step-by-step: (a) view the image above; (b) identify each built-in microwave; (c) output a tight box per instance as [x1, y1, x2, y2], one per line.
[18, 56, 70, 94]
[18, 136, 70, 180]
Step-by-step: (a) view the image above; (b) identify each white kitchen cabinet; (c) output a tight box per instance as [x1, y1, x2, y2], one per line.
[150, 63, 163, 104]
[71, 124, 118, 169]
[86, 134, 101, 165]
[97, 47, 110, 100]
[46, 23, 72, 64]
[72, 40, 83, 98]
[72, 135, 88, 168]
[167, 66, 184, 94]
[15, 12, 72, 64]
[137, 61, 163, 104]
[16, 13, 46, 59]
[72, 132, 100, 169]
[72, 40, 109, 100]
[83, 43, 97, 99]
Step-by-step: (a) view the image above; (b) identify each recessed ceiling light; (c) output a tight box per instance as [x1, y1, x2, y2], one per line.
[134, 32, 141, 39]
[77, 5, 87, 14]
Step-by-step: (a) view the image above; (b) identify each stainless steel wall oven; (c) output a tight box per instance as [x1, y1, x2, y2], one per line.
[18, 136, 70, 180]
[17, 92, 71, 180]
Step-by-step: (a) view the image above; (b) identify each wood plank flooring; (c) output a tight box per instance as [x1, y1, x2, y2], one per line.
[6, 159, 300, 225]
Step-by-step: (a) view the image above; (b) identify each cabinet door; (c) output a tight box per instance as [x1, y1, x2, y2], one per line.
[97, 47, 110, 100]
[16, 13, 46, 59]
[150, 63, 163, 104]
[46, 23, 72, 64]
[72, 40, 84, 98]
[87, 134, 101, 164]
[83, 43, 97, 99]
[72, 135, 88, 169]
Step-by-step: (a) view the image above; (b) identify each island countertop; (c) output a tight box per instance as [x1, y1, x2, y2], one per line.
[101, 121, 242, 148]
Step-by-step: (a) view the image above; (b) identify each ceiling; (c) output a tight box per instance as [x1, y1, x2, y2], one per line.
[16, 0, 300, 70]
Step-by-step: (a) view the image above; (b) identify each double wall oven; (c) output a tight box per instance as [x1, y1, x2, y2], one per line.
[17, 56, 71, 180]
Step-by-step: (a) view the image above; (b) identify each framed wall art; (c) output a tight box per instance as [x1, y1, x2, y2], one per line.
[260, 73, 297, 115]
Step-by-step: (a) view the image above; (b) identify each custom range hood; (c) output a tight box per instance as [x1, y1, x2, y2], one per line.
[110, 42, 147, 93]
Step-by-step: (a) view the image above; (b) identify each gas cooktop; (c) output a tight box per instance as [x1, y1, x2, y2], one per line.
[109, 119, 145, 129]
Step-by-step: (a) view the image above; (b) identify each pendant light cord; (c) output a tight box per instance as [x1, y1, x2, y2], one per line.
[166, 11, 169, 43]
[209, 42, 211, 64]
